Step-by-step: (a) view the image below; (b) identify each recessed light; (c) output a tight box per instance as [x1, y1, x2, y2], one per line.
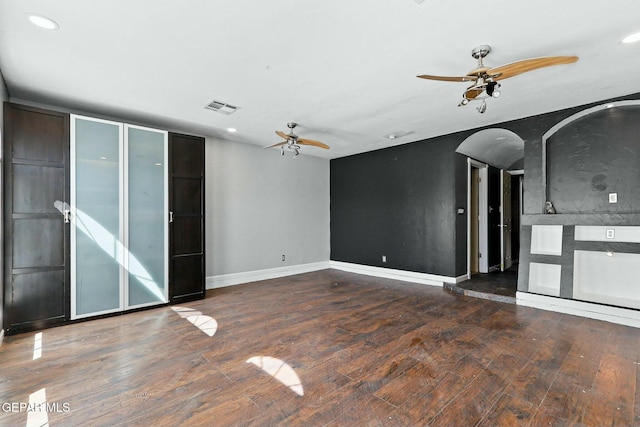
[384, 130, 413, 140]
[227, 128, 237, 133]
[622, 32, 640, 44]
[99, 156, 107, 160]
[154, 163, 162, 166]
[606, 103, 615, 109]
[27, 14, 59, 30]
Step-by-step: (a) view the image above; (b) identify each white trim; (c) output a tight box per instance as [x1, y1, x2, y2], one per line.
[122, 123, 129, 309]
[454, 274, 469, 283]
[207, 261, 331, 289]
[0, 329, 4, 346]
[330, 261, 461, 286]
[517, 291, 640, 329]
[70, 116, 77, 319]
[467, 159, 489, 276]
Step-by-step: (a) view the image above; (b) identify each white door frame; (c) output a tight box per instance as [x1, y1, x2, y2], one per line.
[467, 158, 489, 278]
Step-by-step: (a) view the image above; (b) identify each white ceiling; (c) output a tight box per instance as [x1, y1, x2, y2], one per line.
[1, 1, 639, 159]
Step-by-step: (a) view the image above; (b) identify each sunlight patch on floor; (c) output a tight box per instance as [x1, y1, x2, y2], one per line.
[32, 333, 42, 361]
[186, 315, 218, 337]
[172, 306, 217, 337]
[246, 356, 304, 396]
[172, 307, 202, 318]
[26, 388, 48, 427]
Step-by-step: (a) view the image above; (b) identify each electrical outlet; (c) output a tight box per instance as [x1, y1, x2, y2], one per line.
[382, 255, 387, 263]
[606, 229, 615, 239]
[282, 254, 285, 261]
[609, 193, 618, 203]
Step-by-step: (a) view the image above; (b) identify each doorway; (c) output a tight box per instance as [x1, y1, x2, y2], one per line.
[462, 166, 522, 299]
[457, 129, 525, 298]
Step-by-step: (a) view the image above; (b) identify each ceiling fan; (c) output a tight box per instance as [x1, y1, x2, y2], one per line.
[265, 122, 330, 156]
[417, 45, 578, 113]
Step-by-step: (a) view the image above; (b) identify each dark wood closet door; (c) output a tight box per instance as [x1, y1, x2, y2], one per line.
[3, 103, 70, 334]
[168, 133, 205, 303]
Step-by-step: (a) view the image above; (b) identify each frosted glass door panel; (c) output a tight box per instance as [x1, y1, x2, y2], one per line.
[127, 126, 167, 307]
[73, 117, 122, 316]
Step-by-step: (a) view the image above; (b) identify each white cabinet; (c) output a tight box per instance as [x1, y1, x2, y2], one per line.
[70, 115, 168, 319]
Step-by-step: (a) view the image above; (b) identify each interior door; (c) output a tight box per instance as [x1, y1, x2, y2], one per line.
[3, 103, 70, 334]
[501, 170, 513, 271]
[168, 133, 205, 303]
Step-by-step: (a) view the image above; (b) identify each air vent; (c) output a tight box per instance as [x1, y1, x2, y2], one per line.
[204, 100, 240, 115]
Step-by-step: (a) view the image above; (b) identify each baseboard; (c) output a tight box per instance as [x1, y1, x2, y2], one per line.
[517, 291, 640, 328]
[207, 261, 331, 289]
[330, 261, 460, 287]
[454, 274, 470, 284]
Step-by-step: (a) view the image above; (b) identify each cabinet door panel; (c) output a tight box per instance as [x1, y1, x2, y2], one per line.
[173, 178, 202, 215]
[11, 270, 65, 325]
[10, 106, 66, 164]
[171, 257, 204, 300]
[126, 125, 168, 307]
[12, 164, 65, 214]
[3, 103, 70, 334]
[172, 217, 203, 255]
[72, 116, 123, 318]
[13, 219, 65, 268]
[169, 133, 205, 303]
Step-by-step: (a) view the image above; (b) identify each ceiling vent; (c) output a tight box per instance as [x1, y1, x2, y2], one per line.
[204, 100, 240, 115]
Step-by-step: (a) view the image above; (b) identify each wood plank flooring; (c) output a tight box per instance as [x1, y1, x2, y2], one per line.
[1, 269, 640, 426]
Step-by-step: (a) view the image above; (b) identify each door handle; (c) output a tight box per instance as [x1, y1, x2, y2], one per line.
[169, 211, 174, 223]
[64, 209, 71, 224]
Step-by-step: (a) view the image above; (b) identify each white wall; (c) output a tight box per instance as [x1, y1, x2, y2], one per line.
[205, 138, 330, 277]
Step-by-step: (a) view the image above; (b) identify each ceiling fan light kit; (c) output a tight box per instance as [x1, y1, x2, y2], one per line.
[265, 122, 330, 157]
[418, 45, 578, 113]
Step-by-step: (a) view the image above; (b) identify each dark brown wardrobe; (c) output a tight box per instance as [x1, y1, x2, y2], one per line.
[3, 103, 205, 335]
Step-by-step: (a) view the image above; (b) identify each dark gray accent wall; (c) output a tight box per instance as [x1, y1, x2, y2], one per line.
[517, 97, 640, 310]
[331, 135, 466, 277]
[330, 91, 640, 281]
[547, 106, 640, 214]
[514, 94, 640, 215]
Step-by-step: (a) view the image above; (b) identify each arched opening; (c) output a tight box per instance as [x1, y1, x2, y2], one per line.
[456, 128, 525, 298]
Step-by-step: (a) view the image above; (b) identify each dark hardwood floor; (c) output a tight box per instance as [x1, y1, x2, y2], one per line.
[1, 269, 639, 426]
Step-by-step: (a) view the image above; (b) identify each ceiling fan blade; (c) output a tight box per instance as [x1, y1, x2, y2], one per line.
[489, 56, 578, 80]
[298, 138, 330, 149]
[275, 130, 289, 140]
[264, 141, 288, 149]
[417, 74, 476, 82]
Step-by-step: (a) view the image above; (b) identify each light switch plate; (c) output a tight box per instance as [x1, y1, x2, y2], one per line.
[609, 193, 618, 203]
